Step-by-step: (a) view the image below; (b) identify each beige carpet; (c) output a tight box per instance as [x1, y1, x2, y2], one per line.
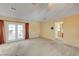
[0, 38, 79, 56]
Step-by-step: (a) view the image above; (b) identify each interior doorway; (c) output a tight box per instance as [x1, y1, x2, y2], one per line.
[55, 22, 64, 40]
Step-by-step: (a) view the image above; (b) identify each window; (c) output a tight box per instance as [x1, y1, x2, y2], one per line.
[6, 22, 25, 42]
[8, 24, 16, 41]
[17, 24, 24, 39]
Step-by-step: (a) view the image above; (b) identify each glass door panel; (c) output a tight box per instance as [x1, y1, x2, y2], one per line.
[17, 24, 24, 39]
[8, 24, 16, 41]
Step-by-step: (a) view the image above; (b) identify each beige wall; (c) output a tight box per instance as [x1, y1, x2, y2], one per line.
[62, 14, 79, 47]
[0, 16, 40, 39]
[40, 14, 79, 47]
[40, 20, 55, 40]
[29, 21, 40, 38]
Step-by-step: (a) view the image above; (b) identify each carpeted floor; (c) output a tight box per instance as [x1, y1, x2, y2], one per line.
[0, 38, 79, 56]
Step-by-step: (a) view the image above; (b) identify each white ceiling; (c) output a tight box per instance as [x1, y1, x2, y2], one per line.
[0, 3, 79, 21]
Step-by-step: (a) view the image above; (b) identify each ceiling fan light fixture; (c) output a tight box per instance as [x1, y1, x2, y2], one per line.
[11, 7, 16, 10]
